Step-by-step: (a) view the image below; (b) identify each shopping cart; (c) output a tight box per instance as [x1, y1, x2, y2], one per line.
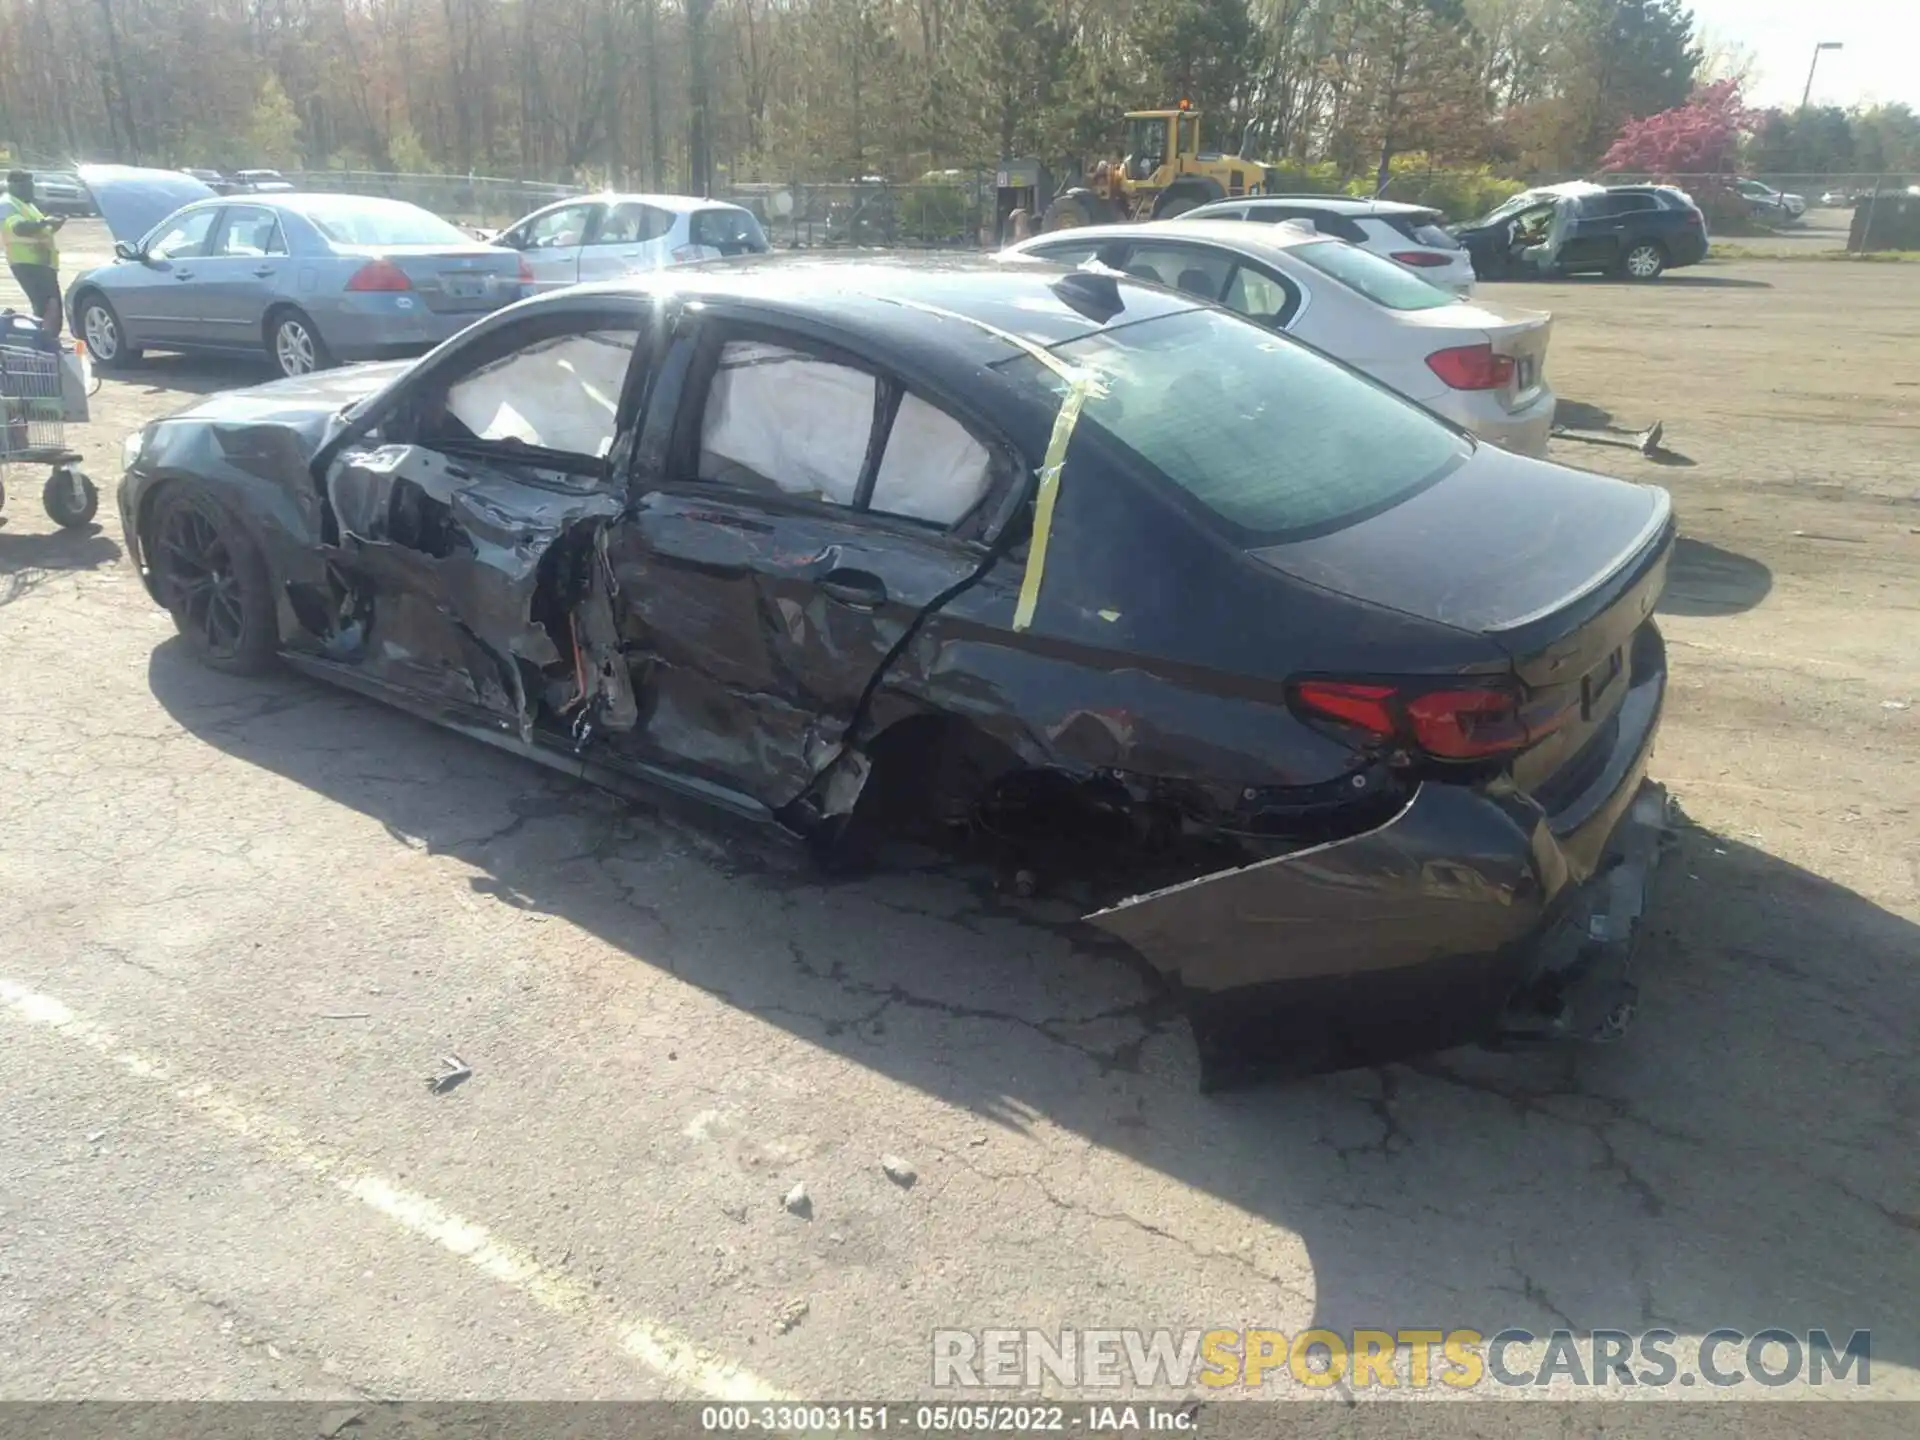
[0, 313, 99, 529]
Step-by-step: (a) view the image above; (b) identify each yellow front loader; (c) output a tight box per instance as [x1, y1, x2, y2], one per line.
[1040, 101, 1275, 230]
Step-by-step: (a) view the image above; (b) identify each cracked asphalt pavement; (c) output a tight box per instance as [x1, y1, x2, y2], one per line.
[2, 241, 1916, 1403]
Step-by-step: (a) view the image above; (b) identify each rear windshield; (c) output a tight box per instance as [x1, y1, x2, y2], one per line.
[1002, 308, 1465, 543]
[1289, 240, 1457, 310]
[690, 206, 769, 255]
[292, 197, 470, 247]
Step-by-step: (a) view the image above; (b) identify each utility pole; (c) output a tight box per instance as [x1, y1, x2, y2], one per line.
[1800, 41, 1843, 112]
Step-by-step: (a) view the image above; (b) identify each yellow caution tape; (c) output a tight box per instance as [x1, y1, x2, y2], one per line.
[875, 296, 1099, 632]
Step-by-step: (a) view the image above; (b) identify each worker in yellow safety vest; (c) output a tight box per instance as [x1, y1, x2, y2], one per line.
[4, 169, 66, 337]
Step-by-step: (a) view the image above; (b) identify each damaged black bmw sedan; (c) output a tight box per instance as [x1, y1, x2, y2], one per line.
[117, 256, 1674, 1087]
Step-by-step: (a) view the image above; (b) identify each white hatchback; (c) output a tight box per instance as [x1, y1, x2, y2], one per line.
[1005, 219, 1555, 456]
[495, 193, 770, 292]
[1183, 194, 1478, 296]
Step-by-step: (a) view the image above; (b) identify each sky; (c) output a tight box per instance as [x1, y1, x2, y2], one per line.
[1686, 0, 1919, 110]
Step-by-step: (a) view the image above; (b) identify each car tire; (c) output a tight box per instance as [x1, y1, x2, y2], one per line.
[146, 485, 278, 674]
[1619, 241, 1667, 281]
[266, 307, 333, 378]
[76, 292, 140, 369]
[1155, 194, 1203, 219]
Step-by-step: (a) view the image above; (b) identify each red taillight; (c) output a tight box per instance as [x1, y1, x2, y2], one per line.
[1681, 211, 1704, 227]
[1292, 681, 1399, 738]
[1291, 679, 1546, 761]
[1390, 250, 1451, 267]
[1425, 342, 1515, 391]
[1403, 688, 1531, 759]
[345, 259, 412, 292]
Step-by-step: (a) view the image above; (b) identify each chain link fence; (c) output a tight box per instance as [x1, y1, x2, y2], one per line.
[284, 171, 585, 229]
[715, 173, 998, 250]
[278, 166, 1919, 253]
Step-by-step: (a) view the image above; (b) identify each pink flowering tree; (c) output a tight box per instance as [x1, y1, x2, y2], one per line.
[1598, 79, 1758, 179]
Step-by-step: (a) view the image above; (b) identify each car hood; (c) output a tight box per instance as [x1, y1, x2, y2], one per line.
[161, 361, 410, 428]
[78, 164, 217, 245]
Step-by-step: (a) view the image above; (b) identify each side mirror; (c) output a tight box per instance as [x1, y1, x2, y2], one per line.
[113, 240, 138, 261]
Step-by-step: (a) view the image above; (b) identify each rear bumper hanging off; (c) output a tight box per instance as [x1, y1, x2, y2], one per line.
[1086, 642, 1673, 1086]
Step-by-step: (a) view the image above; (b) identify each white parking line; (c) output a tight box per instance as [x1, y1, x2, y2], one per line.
[0, 975, 784, 1402]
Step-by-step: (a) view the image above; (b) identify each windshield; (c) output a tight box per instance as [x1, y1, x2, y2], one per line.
[1001, 308, 1465, 543]
[292, 196, 470, 247]
[1125, 117, 1170, 180]
[1289, 240, 1457, 311]
[1471, 192, 1542, 227]
[690, 206, 769, 255]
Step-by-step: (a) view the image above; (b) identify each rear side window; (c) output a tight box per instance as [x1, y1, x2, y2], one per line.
[870, 394, 994, 526]
[690, 207, 769, 255]
[1289, 240, 1456, 311]
[1222, 265, 1300, 326]
[1387, 212, 1460, 250]
[1005, 308, 1464, 542]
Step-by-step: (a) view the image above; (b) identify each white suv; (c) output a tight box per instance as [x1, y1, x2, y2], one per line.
[1182, 195, 1476, 296]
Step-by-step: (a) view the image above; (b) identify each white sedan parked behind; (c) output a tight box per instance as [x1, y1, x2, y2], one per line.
[494, 193, 770, 292]
[1004, 219, 1556, 457]
[1183, 195, 1478, 296]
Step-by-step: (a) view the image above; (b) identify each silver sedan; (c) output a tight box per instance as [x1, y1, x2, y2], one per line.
[67, 166, 530, 378]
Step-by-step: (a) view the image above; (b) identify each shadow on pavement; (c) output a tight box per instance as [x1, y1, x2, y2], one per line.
[1552, 399, 1615, 431]
[1660, 537, 1774, 617]
[0, 524, 121, 605]
[92, 353, 275, 401]
[146, 642, 1920, 1366]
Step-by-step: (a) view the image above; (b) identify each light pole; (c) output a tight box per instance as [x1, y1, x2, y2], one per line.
[1801, 41, 1843, 112]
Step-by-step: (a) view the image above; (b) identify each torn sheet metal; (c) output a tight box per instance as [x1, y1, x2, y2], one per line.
[325, 443, 621, 730]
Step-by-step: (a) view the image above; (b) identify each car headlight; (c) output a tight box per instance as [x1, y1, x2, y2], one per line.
[122, 428, 146, 472]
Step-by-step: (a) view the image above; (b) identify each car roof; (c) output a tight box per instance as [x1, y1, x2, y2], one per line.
[534, 192, 749, 215]
[558, 254, 1203, 364]
[1222, 196, 1436, 217]
[1016, 218, 1338, 259]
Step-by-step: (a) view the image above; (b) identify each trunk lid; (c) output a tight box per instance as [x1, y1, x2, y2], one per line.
[77, 164, 217, 246]
[343, 245, 526, 314]
[1398, 299, 1552, 411]
[1250, 446, 1673, 807]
